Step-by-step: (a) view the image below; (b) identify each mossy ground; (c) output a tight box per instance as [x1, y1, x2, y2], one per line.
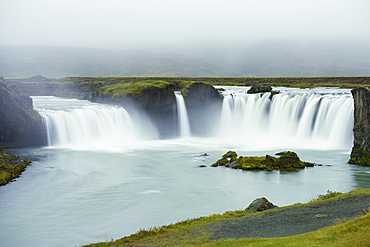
[0, 150, 31, 186]
[10, 76, 370, 92]
[348, 146, 370, 167]
[97, 80, 175, 99]
[84, 189, 370, 247]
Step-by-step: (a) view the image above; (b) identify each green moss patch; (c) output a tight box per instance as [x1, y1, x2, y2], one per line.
[179, 81, 207, 96]
[0, 150, 32, 186]
[98, 80, 175, 99]
[211, 151, 315, 171]
[348, 145, 370, 167]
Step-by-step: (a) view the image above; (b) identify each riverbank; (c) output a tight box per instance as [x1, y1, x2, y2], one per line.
[85, 189, 370, 247]
[0, 150, 32, 186]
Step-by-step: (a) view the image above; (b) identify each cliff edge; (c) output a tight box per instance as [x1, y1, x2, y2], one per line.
[0, 77, 45, 148]
[349, 87, 370, 166]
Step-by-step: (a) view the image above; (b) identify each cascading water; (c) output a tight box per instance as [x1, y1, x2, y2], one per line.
[33, 88, 354, 150]
[32, 96, 158, 149]
[175, 92, 191, 138]
[217, 86, 354, 149]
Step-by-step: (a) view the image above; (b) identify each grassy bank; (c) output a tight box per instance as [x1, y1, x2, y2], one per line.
[0, 150, 32, 186]
[85, 189, 370, 247]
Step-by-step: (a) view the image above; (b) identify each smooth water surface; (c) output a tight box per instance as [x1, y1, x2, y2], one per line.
[1, 88, 370, 247]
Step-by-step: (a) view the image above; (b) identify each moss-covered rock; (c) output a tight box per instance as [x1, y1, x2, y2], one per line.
[0, 150, 32, 186]
[247, 85, 272, 94]
[222, 151, 238, 159]
[247, 85, 280, 99]
[349, 144, 370, 166]
[211, 151, 315, 171]
[210, 157, 229, 167]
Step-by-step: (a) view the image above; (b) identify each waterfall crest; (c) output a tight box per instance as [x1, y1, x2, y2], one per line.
[217, 88, 354, 149]
[32, 87, 354, 150]
[32, 96, 158, 149]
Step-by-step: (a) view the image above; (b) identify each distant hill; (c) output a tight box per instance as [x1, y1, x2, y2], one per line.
[0, 46, 238, 78]
[1, 43, 369, 78]
[205, 41, 370, 77]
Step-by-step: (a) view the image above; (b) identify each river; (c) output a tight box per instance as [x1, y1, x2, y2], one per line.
[1, 86, 369, 247]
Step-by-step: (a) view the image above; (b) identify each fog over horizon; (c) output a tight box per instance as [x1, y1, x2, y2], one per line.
[1, 0, 369, 50]
[1, 0, 370, 77]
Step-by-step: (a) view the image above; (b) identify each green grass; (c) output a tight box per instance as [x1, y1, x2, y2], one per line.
[0, 151, 32, 186]
[84, 189, 370, 247]
[7, 77, 370, 94]
[97, 80, 175, 99]
[177, 80, 210, 96]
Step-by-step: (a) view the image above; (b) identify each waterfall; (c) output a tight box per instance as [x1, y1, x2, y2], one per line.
[32, 96, 158, 149]
[175, 92, 191, 138]
[217, 88, 354, 149]
[32, 87, 354, 150]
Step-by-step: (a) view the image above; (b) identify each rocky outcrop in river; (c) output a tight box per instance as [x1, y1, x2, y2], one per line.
[0, 78, 45, 148]
[349, 87, 370, 166]
[211, 151, 315, 171]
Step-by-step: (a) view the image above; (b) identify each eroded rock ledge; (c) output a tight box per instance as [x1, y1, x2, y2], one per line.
[211, 151, 315, 171]
[0, 78, 45, 148]
[349, 87, 370, 166]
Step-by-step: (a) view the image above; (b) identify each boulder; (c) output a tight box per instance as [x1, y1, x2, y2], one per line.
[245, 197, 278, 212]
[349, 87, 370, 166]
[247, 85, 272, 94]
[222, 151, 238, 159]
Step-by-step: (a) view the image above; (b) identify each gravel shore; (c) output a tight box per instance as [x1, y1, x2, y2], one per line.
[205, 194, 370, 240]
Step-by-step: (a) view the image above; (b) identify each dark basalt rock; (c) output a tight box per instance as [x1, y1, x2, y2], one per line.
[91, 83, 177, 138]
[0, 79, 46, 148]
[183, 82, 223, 137]
[245, 197, 278, 212]
[247, 85, 279, 99]
[247, 85, 272, 94]
[349, 87, 370, 166]
[211, 150, 314, 171]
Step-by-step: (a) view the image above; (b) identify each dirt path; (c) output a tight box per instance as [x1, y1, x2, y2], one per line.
[204, 194, 370, 240]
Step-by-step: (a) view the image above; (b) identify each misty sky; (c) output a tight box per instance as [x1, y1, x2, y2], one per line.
[1, 0, 369, 52]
